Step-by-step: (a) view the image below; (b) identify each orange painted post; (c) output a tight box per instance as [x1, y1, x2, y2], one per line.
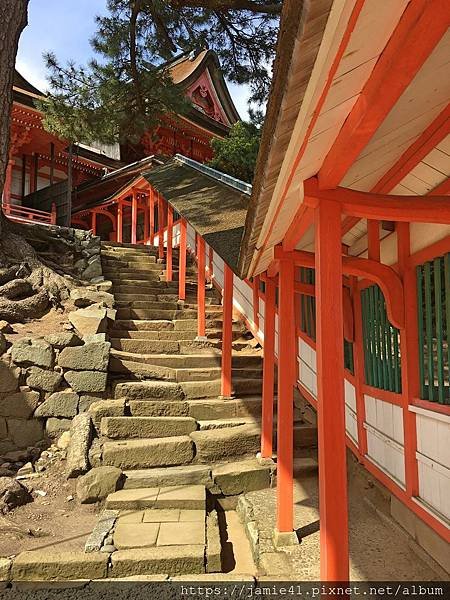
[252, 276, 260, 330]
[178, 219, 187, 301]
[397, 222, 419, 498]
[91, 211, 97, 235]
[144, 194, 150, 244]
[50, 202, 57, 225]
[261, 276, 276, 458]
[166, 205, 173, 282]
[315, 198, 349, 581]
[117, 201, 123, 243]
[276, 257, 296, 534]
[149, 188, 155, 245]
[131, 191, 138, 245]
[208, 246, 214, 281]
[221, 263, 234, 398]
[197, 234, 206, 338]
[351, 277, 368, 458]
[367, 220, 380, 261]
[158, 194, 164, 260]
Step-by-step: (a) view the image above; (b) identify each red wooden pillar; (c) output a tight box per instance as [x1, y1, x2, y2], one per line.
[117, 201, 123, 243]
[276, 257, 296, 533]
[179, 219, 187, 301]
[208, 246, 214, 281]
[397, 222, 419, 497]
[351, 276, 368, 457]
[50, 202, 57, 225]
[221, 263, 234, 398]
[144, 194, 150, 244]
[315, 198, 349, 581]
[261, 276, 276, 458]
[131, 191, 138, 244]
[367, 220, 380, 261]
[166, 205, 173, 282]
[158, 194, 164, 260]
[197, 234, 206, 338]
[91, 211, 97, 236]
[252, 276, 260, 330]
[149, 188, 155, 246]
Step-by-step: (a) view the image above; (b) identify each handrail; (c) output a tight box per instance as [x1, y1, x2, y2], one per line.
[2, 202, 56, 225]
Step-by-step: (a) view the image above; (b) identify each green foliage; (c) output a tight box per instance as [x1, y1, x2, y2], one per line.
[208, 121, 260, 183]
[40, 52, 189, 145]
[40, 1, 280, 144]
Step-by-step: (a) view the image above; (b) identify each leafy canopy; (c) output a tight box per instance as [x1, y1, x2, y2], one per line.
[40, 0, 281, 144]
[208, 120, 261, 183]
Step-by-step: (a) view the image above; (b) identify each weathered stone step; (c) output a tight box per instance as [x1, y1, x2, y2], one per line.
[110, 345, 261, 366]
[293, 456, 319, 473]
[122, 457, 274, 496]
[101, 416, 198, 439]
[111, 329, 198, 341]
[114, 301, 220, 312]
[114, 377, 263, 402]
[115, 292, 220, 305]
[123, 464, 212, 489]
[103, 435, 195, 469]
[292, 423, 318, 448]
[112, 319, 243, 333]
[101, 241, 159, 251]
[110, 545, 204, 577]
[197, 417, 258, 430]
[191, 424, 260, 463]
[107, 484, 206, 510]
[117, 306, 222, 322]
[102, 257, 159, 267]
[105, 271, 164, 281]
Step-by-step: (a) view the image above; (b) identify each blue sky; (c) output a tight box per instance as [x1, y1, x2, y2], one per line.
[16, 0, 251, 119]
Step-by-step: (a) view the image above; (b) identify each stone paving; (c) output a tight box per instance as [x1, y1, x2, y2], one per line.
[237, 453, 446, 580]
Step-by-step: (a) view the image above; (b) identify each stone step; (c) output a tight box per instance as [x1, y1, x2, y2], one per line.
[117, 306, 222, 323]
[101, 241, 160, 252]
[124, 395, 263, 419]
[292, 423, 318, 448]
[110, 345, 261, 366]
[102, 258, 159, 268]
[197, 417, 259, 430]
[109, 355, 262, 382]
[101, 416, 198, 439]
[110, 545, 204, 577]
[115, 293, 220, 305]
[111, 329, 198, 341]
[112, 319, 242, 333]
[114, 301, 221, 312]
[190, 424, 260, 463]
[107, 484, 206, 511]
[102, 435, 195, 469]
[114, 377, 262, 401]
[293, 456, 319, 473]
[123, 464, 212, 489]
[104, 271, 164, 281]
[122, 457, 274, 496]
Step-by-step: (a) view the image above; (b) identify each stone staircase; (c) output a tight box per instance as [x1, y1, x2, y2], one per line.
[87, 241, 318, 575]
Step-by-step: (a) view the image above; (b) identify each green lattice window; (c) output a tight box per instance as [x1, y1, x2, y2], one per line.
[361, 285, 402, 392]
[417, 253, 450, 405]
[299, 267, 316, 341]
[344, 339, 354, 374]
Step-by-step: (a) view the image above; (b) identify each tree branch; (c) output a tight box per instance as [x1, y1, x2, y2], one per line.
[169, 0, 282, 14]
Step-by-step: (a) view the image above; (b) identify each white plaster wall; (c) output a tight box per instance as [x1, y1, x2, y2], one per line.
[364, 394, 405, 486]
[411, 406, 450, 521]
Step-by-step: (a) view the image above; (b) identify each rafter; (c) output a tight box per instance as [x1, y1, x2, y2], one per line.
[319, 0, 450, 190]
[282, 204, 314, 251]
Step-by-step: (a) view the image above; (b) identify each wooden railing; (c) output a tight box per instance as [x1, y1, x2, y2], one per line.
[2, 201, 57, 226]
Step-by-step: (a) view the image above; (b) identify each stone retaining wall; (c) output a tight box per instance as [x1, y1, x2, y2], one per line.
[0, 231, 115, 455]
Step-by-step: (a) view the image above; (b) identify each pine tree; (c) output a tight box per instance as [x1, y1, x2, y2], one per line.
[41, 0, 282, 145]
[208, 121, 261, 183]
[0, 0, 30, 235]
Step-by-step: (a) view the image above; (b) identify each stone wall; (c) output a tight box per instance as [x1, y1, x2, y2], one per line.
[0, 231, 115, 455]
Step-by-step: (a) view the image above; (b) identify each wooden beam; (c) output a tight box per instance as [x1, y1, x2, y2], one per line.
[305, 177, 450, 224]
[319, 0, 450, 189]
[428, 177, 450, 196]
[283, 204, 314, 251]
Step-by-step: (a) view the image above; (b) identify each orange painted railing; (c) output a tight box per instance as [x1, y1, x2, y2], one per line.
[2, 201, 57, 226]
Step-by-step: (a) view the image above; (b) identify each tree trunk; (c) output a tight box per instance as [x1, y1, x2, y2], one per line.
[0, 0, 29, 236]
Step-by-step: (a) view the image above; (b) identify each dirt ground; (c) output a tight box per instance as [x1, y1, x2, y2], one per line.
[0, 457, 99, 558]
[3, 306, 74, 343]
